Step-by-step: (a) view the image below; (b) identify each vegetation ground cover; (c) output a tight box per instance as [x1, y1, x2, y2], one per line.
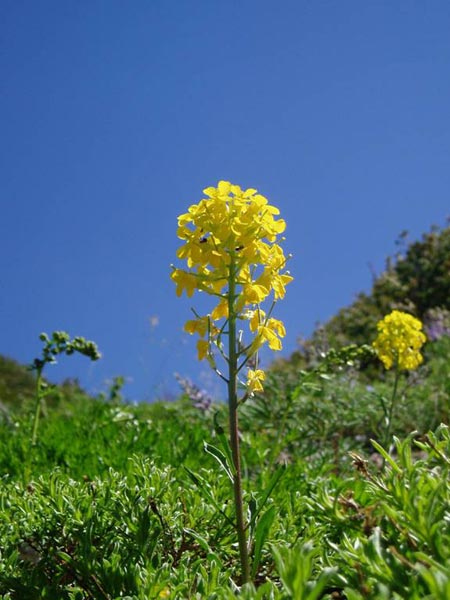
[0, 223, 449, 599]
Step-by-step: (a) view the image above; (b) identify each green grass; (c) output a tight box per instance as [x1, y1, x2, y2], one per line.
[0, 336, 449, 599]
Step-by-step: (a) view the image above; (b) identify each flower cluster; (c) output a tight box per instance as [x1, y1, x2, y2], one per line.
[423, 307, 450, 341]
[171, 181, 292, 391]
[175, 373, 212, 411]
[372, 310, 426, 370]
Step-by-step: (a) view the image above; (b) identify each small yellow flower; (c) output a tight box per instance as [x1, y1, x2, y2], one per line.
[242, 282, 270, 304]
[170, 269, 197, 297]
[197, 339, 209, 361]
[211, 299, 228, 320]
[373, 310, 426, 370]
[247, 369, 265, 393]
[184, 316, 209, 337]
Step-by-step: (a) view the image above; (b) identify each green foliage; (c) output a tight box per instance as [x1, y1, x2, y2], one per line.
[0, 395, 215, 482]
[0, 355, 35, 411]
[271, 541, 339, 599]
[278, 224, 450, 373]
[1, 386, 448, 597]
[29, 332, 102, 447]
[321, 426, 450, 599]
[1, 226, 449, 597]
[0, 459, 226, 598]
[0, 342, 448, 598]
[395, 225, 450, 316]
[240, 336, 448, 481]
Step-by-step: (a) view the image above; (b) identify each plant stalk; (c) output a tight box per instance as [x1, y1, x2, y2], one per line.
[31, 367, 43, 447]
[227, 254, 251, 584]
[383, 365, 400, 467]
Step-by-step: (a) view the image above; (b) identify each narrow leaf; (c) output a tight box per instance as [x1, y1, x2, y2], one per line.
[250, 466, 285, 528]
[204, 441, 234, 483]
[251, 505, 277, 578]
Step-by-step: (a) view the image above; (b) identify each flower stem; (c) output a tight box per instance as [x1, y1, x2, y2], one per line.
[31, 367, 43, 447]
[227, 254, 251, 585]
[383, 365, 400, 467]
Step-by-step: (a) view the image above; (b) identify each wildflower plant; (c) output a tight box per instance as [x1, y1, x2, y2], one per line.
[372, 310, 426, 461]
[372, 310, 426, 371]
[171, 180, 292, 583]
[175, 373, 212, 411]
[29, 331, 101, 447]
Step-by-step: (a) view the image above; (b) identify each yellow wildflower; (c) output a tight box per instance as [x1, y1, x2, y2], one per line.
[373, 310, 426, 370]
[197, 339, 209, 361]
[184, 317, 209, 337]
[170, 269, 197, 297]
[211, 299, 228, 321]
[172, 181, 292, 362]
[246, 369, 265, 393]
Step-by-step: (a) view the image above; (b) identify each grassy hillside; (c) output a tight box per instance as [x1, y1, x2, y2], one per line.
[0, 226, 449, 598]
[276, 224, 450, 374]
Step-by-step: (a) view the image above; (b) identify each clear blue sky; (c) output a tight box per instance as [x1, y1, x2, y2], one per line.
[1, 1, 449, 402]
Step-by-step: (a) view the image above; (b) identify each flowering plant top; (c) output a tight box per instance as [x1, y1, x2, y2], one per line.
[373, 310, 426, 371]
[171, 180, 293, 392]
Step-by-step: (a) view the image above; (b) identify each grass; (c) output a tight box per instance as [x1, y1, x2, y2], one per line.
[0, 336, 449, 599]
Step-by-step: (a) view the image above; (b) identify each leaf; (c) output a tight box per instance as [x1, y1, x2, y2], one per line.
[183, 466, 234, 527]
[304, 567, 338, 600]
[183, 528, 223, 567]
[203, 441, 234, 483]
[251, 505, 276, 578]
[213, 412, 236, 477]
[249, 466, 285, 528]
[370, 439, 402, 473]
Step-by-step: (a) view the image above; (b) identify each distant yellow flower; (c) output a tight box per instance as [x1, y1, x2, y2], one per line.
[373, 310, 426, 370]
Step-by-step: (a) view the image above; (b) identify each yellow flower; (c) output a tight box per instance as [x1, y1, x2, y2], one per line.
[172, 181, 292, 363]
[242, 282, 270, 304]
[197, 339, 209, 361]
[267, 317, 286, 339]
[373, 310, 426, 370]
[173, 181, 290, 293]
[184, 317, 209, 337]
[246, 369, 265, 393]
[211, 299, 228, 321]
[170, 269, 197, 297]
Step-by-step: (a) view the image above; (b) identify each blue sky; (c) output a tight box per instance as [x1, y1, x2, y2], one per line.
[1, 1, 449, 402]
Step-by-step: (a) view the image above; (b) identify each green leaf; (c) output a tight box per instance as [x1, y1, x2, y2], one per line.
[304, 567, 338, 600]
[203, 441, 234, 483]
[183, 466, 234, 527]
[370, 439, 402, 473]
[213, 412, 236, 477]
[251, 505, 276, 579]
[183, 528, 223, 567]
[250, 465, 285, 528]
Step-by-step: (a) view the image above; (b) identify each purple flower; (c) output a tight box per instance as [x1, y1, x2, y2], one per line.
[423, 307, 450, 341]
[175, 373, 212, 411]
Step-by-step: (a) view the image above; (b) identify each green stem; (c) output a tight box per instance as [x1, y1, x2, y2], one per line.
[31, 368, 43, 447]
[227, 254, 251, 585]
[383, 365, 400, 467]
